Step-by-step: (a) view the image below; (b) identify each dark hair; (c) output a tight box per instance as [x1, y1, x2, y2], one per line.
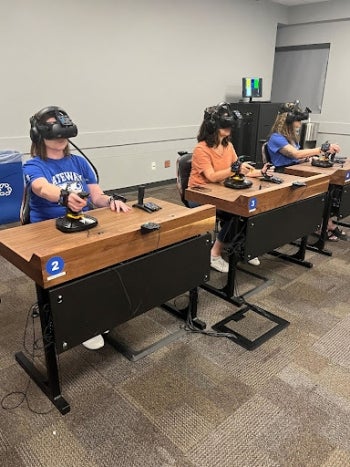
[197, 120, 231, 147]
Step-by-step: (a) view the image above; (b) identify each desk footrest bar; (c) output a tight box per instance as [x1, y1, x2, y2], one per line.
[105, 329, 185, 362]
[268, 250, 313, 268]
[292, 239, 333, 257]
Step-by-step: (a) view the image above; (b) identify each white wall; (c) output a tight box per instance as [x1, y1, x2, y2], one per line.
[276, 0, 350, 155]
[1, 0, 287, 190]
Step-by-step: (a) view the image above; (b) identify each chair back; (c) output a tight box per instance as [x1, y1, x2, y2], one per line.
[20, 183, 31, 225]
[261, 142, 272, 164]
[176, 151, 192, 208]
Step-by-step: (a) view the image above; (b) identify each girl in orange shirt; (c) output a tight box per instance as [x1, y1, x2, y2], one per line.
[189, 103, 272, 273]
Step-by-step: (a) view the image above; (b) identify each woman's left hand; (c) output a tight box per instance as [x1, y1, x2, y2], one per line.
[109, 199, 132, 213]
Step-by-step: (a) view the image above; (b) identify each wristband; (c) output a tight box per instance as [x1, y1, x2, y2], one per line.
[109, 193, 127, 204]
[58, 189, 70, 206]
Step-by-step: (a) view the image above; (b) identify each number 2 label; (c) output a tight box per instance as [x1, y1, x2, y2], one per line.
[46, 256, 65, 275]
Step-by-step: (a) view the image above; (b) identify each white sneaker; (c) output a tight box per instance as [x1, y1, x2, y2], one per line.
[248, 257, 260, 266]
[82, 334, 104, 350]
[210, 255, 229, 273]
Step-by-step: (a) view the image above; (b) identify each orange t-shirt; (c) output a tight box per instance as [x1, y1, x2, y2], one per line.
[188, 141, 237, 187]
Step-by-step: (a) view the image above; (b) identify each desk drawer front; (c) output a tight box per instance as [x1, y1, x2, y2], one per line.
[48, 233, 211, 353]
[244, 194, 325, 260]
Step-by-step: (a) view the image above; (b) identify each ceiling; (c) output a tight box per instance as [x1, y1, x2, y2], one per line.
[271, 0, 329, 5]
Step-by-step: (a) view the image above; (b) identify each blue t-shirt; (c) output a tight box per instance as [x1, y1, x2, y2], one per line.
[267, 133, 300, 168]
[23, 154, 98, 222]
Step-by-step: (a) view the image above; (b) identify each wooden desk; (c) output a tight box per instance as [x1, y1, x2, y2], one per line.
[186, 173, 329, 217]
[0, 199, 216, 414]
[0, 198, 215, 289]
[186, 173, 329, 297]
[185, 174, 329, 350]
[285, 161, 350, 253]
[284, 160, 350, 186]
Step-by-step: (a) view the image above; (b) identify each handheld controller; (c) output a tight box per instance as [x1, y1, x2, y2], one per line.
[261, 164, 283, 184]
[56, 190, 98, 233]
[141, 222, 160, 233]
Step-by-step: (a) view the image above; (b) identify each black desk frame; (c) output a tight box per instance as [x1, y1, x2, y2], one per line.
[202, 193, 325, 349]
[15, 233, 211, 414]
[306, 183, 350, 256]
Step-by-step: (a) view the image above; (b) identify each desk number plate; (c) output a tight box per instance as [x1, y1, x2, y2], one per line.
[46, 256, 66, 280]
[249, 197, 257, 212]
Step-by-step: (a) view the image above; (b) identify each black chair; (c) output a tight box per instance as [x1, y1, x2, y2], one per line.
[176, 150, 226, 238]
[176, 151, 193, 208]
[20, 183, 31, 225]
[261, 141, 272, 165]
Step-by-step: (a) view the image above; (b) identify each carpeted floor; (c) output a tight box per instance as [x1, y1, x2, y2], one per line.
[1, 181, 350, 467]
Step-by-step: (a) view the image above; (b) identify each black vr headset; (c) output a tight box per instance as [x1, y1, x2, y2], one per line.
[278, 101, 311, 124]
[30, 106, 78, 143]
[204, 102, 236, 133]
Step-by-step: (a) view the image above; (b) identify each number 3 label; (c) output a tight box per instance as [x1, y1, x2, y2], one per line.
[249, 197, 257, 212]
[46, 256, 65, 275]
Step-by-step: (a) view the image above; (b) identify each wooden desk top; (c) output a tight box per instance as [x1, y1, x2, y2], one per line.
[185, 173, 329, 217]
[0, 198, 216, 289]
[284, 160, 350, 186]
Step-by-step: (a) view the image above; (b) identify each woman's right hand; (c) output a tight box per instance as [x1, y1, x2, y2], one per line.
[67, 192, 88, 212]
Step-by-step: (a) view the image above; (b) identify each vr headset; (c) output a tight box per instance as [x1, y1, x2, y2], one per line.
[30, 106, 78, 143]
[278, 101, 311, 124]
[204, 102, 237, 132]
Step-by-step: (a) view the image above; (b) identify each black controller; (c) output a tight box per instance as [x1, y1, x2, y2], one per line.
[141, 222, 161, 233]
[133, 186, 162, 213]
[261, 163, 283, 184]
[261, 174, 283, 184]
[143, 201, 161, 212]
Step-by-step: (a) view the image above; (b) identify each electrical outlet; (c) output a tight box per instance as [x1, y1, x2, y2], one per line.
[164, 160, 171, 168]
[151, 162, 156, 170]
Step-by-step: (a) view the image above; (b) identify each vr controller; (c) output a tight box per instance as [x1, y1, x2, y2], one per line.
[224, 160, 253, 190]
[56, 190, 98, 233]
[311, 141, 335, 168]
[260, 163, 283, 184]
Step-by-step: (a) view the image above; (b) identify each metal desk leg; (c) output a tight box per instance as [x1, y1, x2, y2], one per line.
[162, 287, 206, 330]
[15, 285, 70, 415]
[200, 254, 244, 306]
[269, 235, 313, 268]
[306, 190, 333, 256]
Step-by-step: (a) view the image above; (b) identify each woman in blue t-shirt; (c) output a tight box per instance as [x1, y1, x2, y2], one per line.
[267, 102, 340, 169]
[267, 102, 345, 241]
[23, 106, 132, 350]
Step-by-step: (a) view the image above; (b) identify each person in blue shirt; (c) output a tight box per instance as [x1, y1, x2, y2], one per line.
[23, 106, 131, 350]
[267, 102, 345, 241]
[267, 102, 341, 170]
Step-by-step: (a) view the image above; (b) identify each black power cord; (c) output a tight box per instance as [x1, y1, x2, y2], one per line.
[1, 303, 57, 415]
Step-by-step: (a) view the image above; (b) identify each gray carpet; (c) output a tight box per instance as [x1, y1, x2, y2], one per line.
[1, 182, 350, 467]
